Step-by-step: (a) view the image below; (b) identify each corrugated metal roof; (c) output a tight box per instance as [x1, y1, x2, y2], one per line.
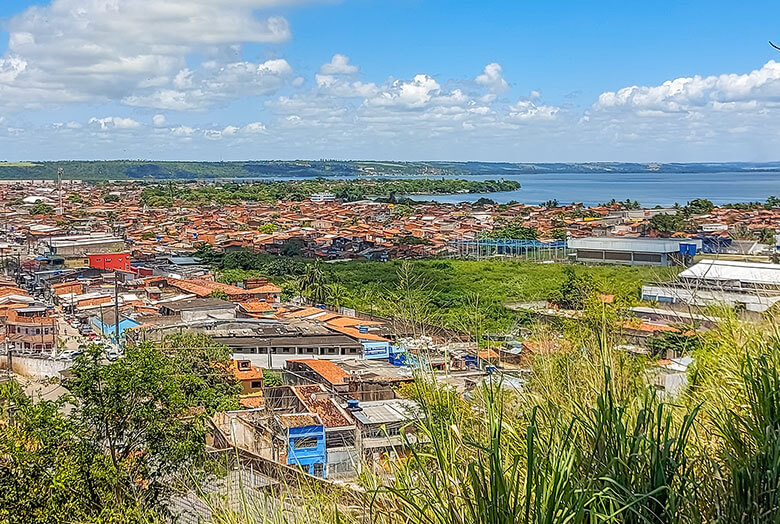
[355, 399, 418, 425]
[679, 259, 780, 285]
[569, 237, 702, 253]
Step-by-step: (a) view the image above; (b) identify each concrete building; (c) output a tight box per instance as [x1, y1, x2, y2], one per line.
[569, 237, 703, 266]
[46, 234, 126, 257]
[642, 259, 780, 313]
[126, 318, 364, 368]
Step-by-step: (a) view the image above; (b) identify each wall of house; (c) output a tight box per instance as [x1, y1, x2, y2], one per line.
[0, 354, 70, 378]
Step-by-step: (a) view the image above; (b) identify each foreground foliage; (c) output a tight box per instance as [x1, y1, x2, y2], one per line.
[0, 335, 239, 524]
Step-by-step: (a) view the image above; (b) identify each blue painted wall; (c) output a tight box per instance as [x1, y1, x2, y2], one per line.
[287, 424, 327, 477]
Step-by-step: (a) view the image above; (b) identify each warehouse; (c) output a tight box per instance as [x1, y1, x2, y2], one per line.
[642, 259, 780, 313]
[568, 237, 703, 266]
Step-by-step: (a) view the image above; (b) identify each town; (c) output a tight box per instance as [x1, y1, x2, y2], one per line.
[1, 175, 780, 521]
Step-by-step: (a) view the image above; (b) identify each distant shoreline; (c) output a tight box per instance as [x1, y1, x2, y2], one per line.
[2, 160, 780, 181]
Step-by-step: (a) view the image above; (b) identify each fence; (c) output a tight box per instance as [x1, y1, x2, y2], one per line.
[449, 239, 572, 262]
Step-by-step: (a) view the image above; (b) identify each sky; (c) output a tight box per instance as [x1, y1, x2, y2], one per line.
[1, 0, 780, 162]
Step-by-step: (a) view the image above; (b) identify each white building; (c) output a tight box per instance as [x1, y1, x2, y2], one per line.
[642, 259, 780, 313]
[568, 237, 703, 266]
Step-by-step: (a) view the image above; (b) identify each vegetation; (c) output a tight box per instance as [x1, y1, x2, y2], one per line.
[201, 248, 677, 334]
[0, 334, 239, 523]
[29, 201, 54, 215]
[649, 213, 686, 236]
[5, 258, 780, 522]
[138, 178, 520, 206]
[200, 308, 780, 524]
[480, 218, 540, 240]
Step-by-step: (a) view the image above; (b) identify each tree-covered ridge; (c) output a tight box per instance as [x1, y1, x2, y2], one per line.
[3, 160, 780, 180]
[139, 178, 521, 205]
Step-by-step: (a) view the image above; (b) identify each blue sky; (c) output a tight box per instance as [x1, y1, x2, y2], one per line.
[1, 0, 780, 161]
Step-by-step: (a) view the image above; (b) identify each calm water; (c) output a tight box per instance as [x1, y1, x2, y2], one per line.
[403, 172, 780, 207]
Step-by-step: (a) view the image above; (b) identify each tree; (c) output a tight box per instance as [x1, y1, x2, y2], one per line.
[301, 258, 329, 304]
[0, 338, 239, 522]
[551, 228, 568, 241]
[682, 198, 714, 216]
[103, 194, 120, 203]
[29, 201, 54, 215]
[257, 223, 279, 234]
[649, 213, 684, 237]
[280, 237, 306, 257]
[541, 199, 559, 208]
[548, 266, 594, 310]
[758, 228, 777, 245]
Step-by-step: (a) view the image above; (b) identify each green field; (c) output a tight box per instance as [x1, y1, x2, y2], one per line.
[213, 252, 681, 333]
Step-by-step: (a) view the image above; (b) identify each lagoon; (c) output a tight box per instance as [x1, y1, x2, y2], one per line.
[403, 171, 780, 207]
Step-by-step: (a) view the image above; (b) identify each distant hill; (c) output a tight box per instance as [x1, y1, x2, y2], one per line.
[1, 160, 780, 181]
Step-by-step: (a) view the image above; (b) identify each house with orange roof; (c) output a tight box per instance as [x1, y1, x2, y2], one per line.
[231, 359, 264, 394]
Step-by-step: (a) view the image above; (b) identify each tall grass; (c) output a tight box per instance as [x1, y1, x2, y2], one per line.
[200, 318, 780, 524]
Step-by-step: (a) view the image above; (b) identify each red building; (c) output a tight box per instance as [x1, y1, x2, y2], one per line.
[88, 252, 131, 272]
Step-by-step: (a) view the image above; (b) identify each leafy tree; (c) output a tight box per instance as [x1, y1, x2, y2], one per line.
[551, 228, 568, 241]
[209, 290, 231, 301]
[29, 201, 54, 215]
[103, 193, 120, 203]
[280, 237, 306, 257]
[649, 213, 684, 237]
[397, 235, 432, 246]
[473, 197, 497, 207]
[257, 223, 279, 234]
[682, 198, 714, 216]
[541, 199, 559, 208]
[0, 338, 239, 523]
[759, 228, 777, 245]
[548, 266, 594, 310]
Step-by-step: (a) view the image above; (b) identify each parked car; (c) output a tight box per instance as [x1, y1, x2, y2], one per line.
[56, 350, 82, 361]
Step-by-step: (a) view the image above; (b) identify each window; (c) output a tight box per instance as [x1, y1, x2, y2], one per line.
[250, 381, 263, 389]
[577, 249, 604, 260]
[633, 253, 662, 263]
[239, 361, 250, 369]
[293, 437, 318, 449]
[604, 251, 632, 261]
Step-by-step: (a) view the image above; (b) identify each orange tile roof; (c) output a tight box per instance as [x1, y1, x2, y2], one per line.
[240, 393, 265, 409]
[327, 324, 390, 342]
[239, 301, 274, 313]
[289, 359, 349, 385]
[231, 360, 264, 381]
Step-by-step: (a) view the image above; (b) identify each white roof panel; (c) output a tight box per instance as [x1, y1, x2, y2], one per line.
[679, 259, 780, 285]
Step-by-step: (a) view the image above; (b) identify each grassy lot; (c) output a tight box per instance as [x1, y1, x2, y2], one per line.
[321, 259, 679, 333]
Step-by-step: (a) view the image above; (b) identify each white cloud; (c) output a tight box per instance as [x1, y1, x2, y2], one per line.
[475, 62, 509, 93]
[0, 0, 294, 108]
[368, 74, 441, 109]
[243, 122, 268, 134]
[122, 58, 293, 110]
[508, 100, 559, 121]
[594, 60, 780, 114]
[319, 54, 358, 75]
[88, 116, 142, 130]
[153, 114, 166, 126]
[170, 125, 196, 137]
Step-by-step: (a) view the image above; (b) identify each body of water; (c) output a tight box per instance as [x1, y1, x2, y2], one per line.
[402, 171, 780, 207]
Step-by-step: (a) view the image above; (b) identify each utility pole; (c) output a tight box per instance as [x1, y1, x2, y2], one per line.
[57, 167, 64, 216]
[114, 271, 120, 344]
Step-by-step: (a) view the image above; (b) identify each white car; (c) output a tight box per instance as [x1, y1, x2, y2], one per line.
[56, 349, 83, 361]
